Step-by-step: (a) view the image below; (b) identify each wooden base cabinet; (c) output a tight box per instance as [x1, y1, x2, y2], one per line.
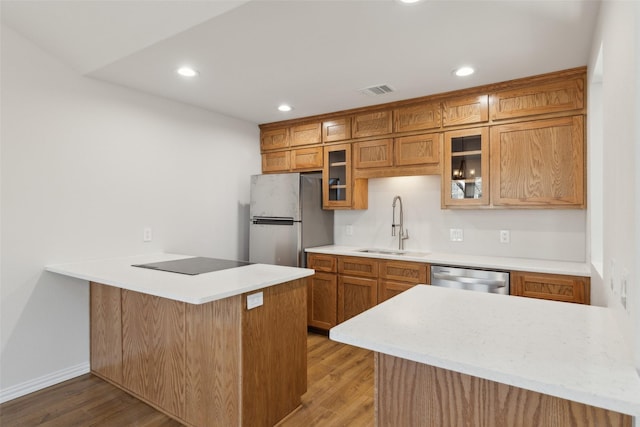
[511, 271, 590, 304]
[376, 353, 631, 427]
[378, 260, 428, 303]
[307, 254, 430, 329]
[307, 272, 338, 329]
[90, 283, 122, 384]
[338, 275, 378, 323]
[90, 280, 307, 427]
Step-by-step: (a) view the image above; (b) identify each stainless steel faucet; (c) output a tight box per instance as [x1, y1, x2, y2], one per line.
[391, 195, 409, 250]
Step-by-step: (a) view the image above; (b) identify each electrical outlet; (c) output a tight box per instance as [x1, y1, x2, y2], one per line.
[621, 269, 628, 310]
[247, 292, 263, 310]
[450, 228, 463, 242]
[143, 227, 152, 242]
[499, 230, 510, 244]
[346, 225, 354, 236]
[609, 259, 616, 291]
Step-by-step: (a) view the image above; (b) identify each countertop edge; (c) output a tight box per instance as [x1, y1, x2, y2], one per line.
[306, 245, 591, 277]
[329, 327, 640, 417]
[329, 286, 640, 417]
[45, 255, 314, 304]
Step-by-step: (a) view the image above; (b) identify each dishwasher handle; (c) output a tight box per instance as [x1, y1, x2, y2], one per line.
[431, 272, 507, 288]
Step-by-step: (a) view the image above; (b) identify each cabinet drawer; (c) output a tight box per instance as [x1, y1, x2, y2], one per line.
[291, 146, 323, 171]
[261, 151, 290, 173]
[395, 133, 441, 167]
[338, 256, 378, 278]
[322, 117, 351, 142]
[491, 77, 585, 120]
[442, 95, 489, 127]
[352, 110, 393, 138]
[354, 139, 393, 169]
[291, 122, 322, 147]
[307, 253, 337, 273]
[511, 271, 590, 304]
[394, 101, 441, 133]
[261, 127, 289, 151]
[379, 260, 427, 284]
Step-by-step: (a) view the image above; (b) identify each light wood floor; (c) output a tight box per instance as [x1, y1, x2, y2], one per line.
[0, 332, 374, 427]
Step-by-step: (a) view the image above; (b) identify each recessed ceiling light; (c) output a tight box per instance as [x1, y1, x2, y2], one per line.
[454, 66, 475, 77]
[177, 66, 198, 77]
[398, 0, 422, 3]
[278, 104, 293, 112]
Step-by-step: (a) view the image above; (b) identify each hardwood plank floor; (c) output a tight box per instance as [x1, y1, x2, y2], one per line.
[0, 332, 374, 427]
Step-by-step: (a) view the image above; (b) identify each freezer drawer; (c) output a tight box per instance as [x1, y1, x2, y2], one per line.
[249, 221, 301, 267]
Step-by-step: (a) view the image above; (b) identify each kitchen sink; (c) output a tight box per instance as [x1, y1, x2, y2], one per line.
[356, 249, 429, 257]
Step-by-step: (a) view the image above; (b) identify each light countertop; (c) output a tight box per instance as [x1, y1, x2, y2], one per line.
[306, 245, 591, 277]
[46, 253, 314, 304]
[330, 285, 640, 417]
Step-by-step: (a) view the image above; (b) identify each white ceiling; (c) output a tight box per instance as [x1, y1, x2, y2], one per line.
[1, 0, 600, 125]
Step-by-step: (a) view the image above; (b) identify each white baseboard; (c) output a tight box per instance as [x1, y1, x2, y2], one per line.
[0, 362, 90, 404]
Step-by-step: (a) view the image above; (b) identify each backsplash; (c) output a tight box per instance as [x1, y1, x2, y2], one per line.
[334, 176, 587, 263]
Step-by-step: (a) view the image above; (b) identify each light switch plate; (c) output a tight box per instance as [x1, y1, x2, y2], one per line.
[247, 292, 264, 310]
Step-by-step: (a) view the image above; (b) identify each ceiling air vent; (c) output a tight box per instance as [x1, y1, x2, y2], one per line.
[358, 84, 395, 96]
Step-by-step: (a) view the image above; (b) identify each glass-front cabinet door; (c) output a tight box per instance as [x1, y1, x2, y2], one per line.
[443, 127, 489, 207]
[323, 144, 352, 208]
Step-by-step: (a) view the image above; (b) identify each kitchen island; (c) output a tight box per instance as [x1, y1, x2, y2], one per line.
[330, 285, 640, 427]
[46, 253, 315, 427]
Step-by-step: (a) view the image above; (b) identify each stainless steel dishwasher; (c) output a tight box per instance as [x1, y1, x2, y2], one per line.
[430, 265, 510, 295]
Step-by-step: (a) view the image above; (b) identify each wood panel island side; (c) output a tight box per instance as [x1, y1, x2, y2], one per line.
[330, 285, 640, 427]
[46, 253, 315, 427]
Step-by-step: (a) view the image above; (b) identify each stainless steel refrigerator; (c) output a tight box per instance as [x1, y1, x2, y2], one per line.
[249, 172, 334, 267]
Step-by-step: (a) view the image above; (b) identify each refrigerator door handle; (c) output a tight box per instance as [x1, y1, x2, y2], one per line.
[252, 217, 295, 225]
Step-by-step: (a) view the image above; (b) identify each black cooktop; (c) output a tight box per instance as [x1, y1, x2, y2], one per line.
[132, 257, 252, 276]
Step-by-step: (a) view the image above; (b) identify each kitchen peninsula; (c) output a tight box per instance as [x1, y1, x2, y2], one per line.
[330, 285, 640, 427]
[46, 253, 314, 427]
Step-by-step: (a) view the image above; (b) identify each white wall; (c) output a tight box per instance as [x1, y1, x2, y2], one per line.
[586, 0, 639, 372]
[0, 25, 261, 400]
[335, 176, 587, 262]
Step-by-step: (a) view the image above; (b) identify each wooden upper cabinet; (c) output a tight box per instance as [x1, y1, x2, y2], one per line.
[354, 139, 393, 169]
[443, 127, 490, 207]
[261, 127, 289, 151]
[262, 151, 290, 173]
[395, 133, 441, 167]
[352, 110, 393, 138]
[491, 77, 585, 121]
[394, 102, 441, 133]
[442, 95, 489, 127]
[290, 147, 323, 171]
[291, 122, 322, 147]
[322, 117, 351, 143]
[490, 116, 585, 208]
